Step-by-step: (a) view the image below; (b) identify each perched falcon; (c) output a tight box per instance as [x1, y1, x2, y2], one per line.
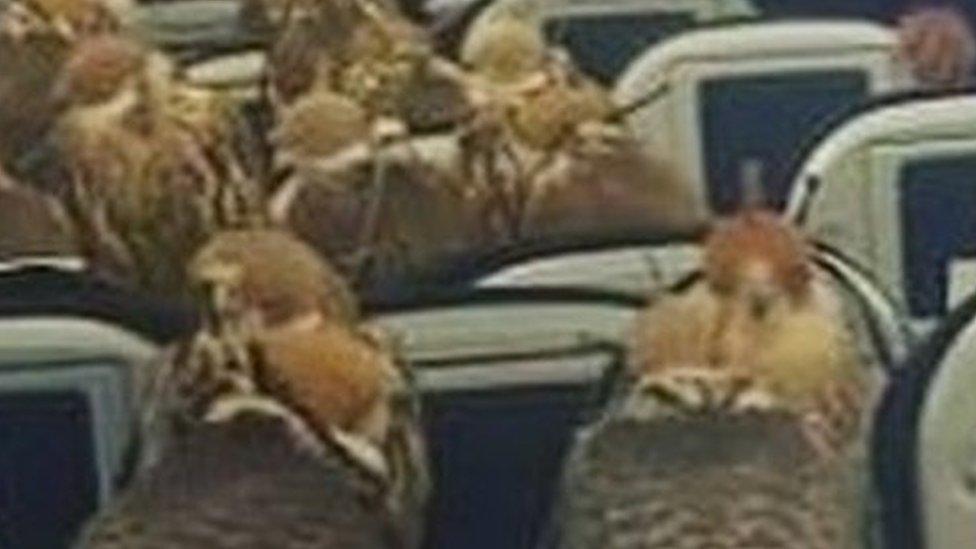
[76, 233, 429, 548]
[631, 209, 873, 456]
[551, 210, 876, 548]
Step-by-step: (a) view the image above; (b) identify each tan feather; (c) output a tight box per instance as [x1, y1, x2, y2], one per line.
[276, 157, 484, 285]
[190, 229, 359, 326]
[461, 14, 546, 84]
[16, 0, 128, 38]
[272, 88, 371, 162]
[256, 321, 398, 443]
[0, 179, 77, 260]
[524, 131, 704, 238]
[507, 73, 613, 151]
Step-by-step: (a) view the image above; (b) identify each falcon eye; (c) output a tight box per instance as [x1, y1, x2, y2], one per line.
[750, 296, 772, 320]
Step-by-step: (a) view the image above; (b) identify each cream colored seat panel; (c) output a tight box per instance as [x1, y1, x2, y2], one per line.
[615, 21, 910, 215]
[917, 315, 976, 548]
[787, 94, 976, 323]
[477, 244, 702, 296]
[378, 301, 635, 370]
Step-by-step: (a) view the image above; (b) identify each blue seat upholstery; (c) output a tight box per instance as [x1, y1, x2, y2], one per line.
[701, 70, 868, 212]
[0, 391, 99, 549]
[545, 12, 695, 84]
[0, 319, 158, 549]
[371, 286, 635, 549]
[899, 156, 976, 318]
[421, 368, 615, 549]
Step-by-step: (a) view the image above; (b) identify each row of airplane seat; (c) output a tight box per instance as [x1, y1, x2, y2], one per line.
[3, 1, 976, 548]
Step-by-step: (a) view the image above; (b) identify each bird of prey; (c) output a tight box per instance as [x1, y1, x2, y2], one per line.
[631, 209, 872, 455]
[550, 209, 875, 549]
[76, 230, 429, 548]
[49, 32, 259, 294]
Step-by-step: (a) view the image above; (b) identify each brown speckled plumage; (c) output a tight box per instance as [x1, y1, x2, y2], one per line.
[77, 415, 404, 549]
[555, 410, 863, 549]
[276, 157, 484, 287]
[78, 230, 428, 548]
[189, 229, 360, 326]
[0, 180, 77, 259]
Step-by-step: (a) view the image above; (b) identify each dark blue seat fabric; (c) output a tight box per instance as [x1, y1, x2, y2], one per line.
[0, 390, 99, 549]
[755, 0, 890, 20]
[873, 293, 976, 549]
[756, 0, 975, 27]
[899, 155, 976, 318]
[701, 70, 868, 213]
[545, 13, 695, 84]
[421, 383, 606, 549]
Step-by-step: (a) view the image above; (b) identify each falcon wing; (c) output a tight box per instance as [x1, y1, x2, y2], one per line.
[552, 401, 864, 549]
[78, 415, 405, 549]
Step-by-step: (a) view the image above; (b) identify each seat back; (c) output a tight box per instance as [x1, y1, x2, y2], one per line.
[874, 294, 976, 549]
[0, 318, 157, 548]
[459, 0, 756, 81]
[468, 238, 910, 372]
[136, 0, 260, 61]
[538, 0, 757, 83]
[616, 21, 909, 214]
[372, 288, 639, 549]
[788, 93, 976, 323]
[477, 242, 701, 294]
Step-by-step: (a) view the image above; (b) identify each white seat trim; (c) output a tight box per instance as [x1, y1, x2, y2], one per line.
[787, 95, 976, 217]
[918, 318, 976, 548]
